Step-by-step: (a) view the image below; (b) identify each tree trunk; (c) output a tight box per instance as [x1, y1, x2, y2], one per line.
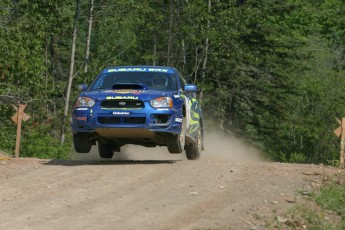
[153, 34, 157, 66]
[194, 46, 199, 83]
[181, 39, 186, 74]
[84, 0, 94, 74]
[60, 0, 80, 145]
[199, 0, 211, 104]
[167, 0, 173, 66]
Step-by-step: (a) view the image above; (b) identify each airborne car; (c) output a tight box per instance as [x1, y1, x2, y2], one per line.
[71, 66, 204, 160]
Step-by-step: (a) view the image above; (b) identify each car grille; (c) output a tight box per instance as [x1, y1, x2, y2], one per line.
[124, 117, 146, 124]
[98, 117, 121, 124]
[98, 117, 146, 124]
[100, 100, 144, 109]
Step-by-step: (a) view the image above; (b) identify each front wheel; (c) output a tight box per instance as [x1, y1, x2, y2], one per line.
[167, 119, 186, 153]
[73, 133, 92, 153]
[98, 142, 114, 159]
[186, 125, 202, 160]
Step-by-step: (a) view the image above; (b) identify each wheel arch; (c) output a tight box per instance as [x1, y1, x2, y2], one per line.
[182, 103, 186, 118]
[199, 117, 205, 151]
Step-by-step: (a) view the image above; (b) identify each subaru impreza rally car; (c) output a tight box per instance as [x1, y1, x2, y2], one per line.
[71, 66, 204, 160]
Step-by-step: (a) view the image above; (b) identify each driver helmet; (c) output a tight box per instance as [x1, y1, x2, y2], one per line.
[152, 75, 168, 87]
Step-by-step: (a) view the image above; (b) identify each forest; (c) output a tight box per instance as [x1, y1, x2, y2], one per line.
[0, 0, 344, 164]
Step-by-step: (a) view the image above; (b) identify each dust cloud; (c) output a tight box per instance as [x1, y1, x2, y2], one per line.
[201, 130, 264, 162]
[71, 130, 264, 162]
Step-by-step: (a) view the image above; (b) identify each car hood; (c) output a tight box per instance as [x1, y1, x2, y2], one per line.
[80, 89, 177, 101]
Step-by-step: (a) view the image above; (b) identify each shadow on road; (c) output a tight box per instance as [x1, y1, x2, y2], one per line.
[62, 144, 186, 166]
[44, 159, 178, 166]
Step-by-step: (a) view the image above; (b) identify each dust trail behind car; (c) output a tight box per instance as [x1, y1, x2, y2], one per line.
[71, 129, 264, 162]
[201, 130, 264, 162]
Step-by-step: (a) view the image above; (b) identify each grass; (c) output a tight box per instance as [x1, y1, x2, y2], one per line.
[315, 182, 345, 229]
[267, 171, 345, 229]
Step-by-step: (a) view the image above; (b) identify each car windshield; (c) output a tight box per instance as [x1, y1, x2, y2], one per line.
[90, 71, 178, 91]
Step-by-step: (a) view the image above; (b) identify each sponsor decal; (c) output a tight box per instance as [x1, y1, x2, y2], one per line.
[113, 111, 130, 115]
[76, 108, 88, 111]
[76, 116, 87, 121]
[173, 94, 180, 98]
[112, 89, 143, 94]
[175, 118, 183, 123]
[106, 96, 139, 100]
[191, 111, 200, 120]
[148, 68, 169, 72]
[107, 68, 147, 72]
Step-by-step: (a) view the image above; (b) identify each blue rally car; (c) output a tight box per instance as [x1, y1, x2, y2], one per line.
[71, 66, 204, 160]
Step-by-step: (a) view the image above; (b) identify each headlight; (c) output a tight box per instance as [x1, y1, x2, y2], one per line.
[150, 97, 173, 108]
[74, 97, 95, 108]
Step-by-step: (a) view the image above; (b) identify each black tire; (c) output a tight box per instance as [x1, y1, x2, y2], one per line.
[167, 119, 186, 153]
[98, 142, 114, 158]
[73, 133, 92, 153]
[186, 125, 202, 160]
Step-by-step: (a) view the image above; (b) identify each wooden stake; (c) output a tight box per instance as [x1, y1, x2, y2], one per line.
[14, 105, 25, 158]
[341, 118, 345, 168]
[333, 117, 345, 168]
[11, 104, 30, 158]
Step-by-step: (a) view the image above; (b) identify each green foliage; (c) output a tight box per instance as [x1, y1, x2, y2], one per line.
[289, 152, 308, 164]
[268, 174, 345, 229]
[296, 173, 345, 229]
[1, 0, 345, 162]
[0, 103, 19, 153]
[278, 204, 337, 229]
[0, 124, 16, 154]
[21, 124, 71, 159]
[316, 184, 345, 219]
[281, 177, 345, 229]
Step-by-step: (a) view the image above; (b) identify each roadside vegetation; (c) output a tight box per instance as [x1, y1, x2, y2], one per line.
[0, 0, 345, 164]
[268, 171, 345, 229]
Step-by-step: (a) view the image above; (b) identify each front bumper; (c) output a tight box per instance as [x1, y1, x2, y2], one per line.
[70, 105, 184, 138]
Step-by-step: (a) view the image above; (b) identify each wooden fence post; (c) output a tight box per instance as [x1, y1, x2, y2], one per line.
[334, 118, 345, 168]
[11, 104, 30, 158]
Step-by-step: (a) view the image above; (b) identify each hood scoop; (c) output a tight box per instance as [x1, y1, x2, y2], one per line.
[112, 84, 148, 90]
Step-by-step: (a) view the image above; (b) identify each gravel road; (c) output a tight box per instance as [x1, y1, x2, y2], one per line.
[0, 132, 340, 230]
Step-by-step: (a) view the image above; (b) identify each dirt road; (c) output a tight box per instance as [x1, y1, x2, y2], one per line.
[0, 133, 340, 229]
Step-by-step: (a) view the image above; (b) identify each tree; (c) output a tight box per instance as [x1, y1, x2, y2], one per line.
[83, 0, 94, 74]
[60, 0, 81, 145]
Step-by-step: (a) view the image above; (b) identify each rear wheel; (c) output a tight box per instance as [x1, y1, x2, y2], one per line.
[73, 133, 92, 153]
[186, 125, 202, 160]
[167, 119, 186, 153]
[98, 142, 114, 159]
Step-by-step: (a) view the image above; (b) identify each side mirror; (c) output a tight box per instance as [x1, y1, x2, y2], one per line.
[184, 84, 198, 93]
[78, 84, 88, 91]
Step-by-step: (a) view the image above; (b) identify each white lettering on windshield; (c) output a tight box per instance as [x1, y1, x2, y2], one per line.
[148, 68, 168, 72]
[107, 68, 170, 73]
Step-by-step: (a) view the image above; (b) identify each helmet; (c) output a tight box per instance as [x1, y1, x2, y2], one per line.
[152, 75, 168, 87]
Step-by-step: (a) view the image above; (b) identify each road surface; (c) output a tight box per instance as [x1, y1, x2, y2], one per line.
[0, 132, 339, 229]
